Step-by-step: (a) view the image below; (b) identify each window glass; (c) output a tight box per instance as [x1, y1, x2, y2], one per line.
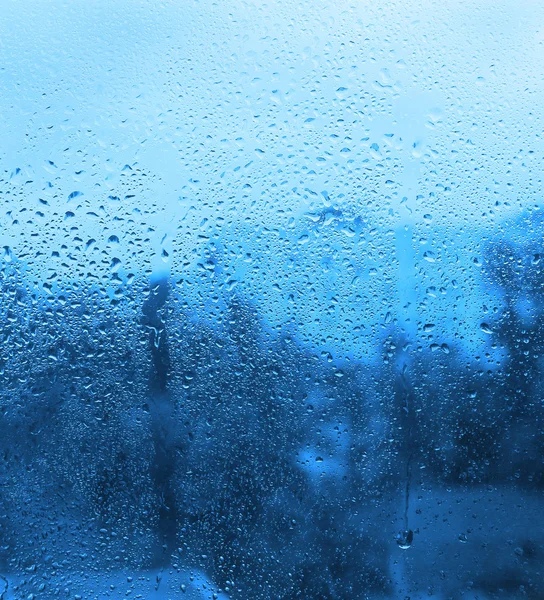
[1, 1, 543, 598]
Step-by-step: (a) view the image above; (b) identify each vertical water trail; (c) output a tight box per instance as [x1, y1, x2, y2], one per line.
[397, 363, 414, 549]
[395, 225, 416, 550]
[391, 364, 415, 598]
[141, 275, 178, 564]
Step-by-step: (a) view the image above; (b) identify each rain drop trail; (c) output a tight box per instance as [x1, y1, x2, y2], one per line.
[142, 275, 171, 392]
[141, 275, 178, 564]
[397, 363, 414, 550]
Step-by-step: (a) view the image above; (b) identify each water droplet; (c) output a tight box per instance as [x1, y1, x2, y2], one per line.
[396, 529, 413, 549]
[480, 323, 493, 334]
[2, 246, 13, 262]
[68, 190, 83, 201]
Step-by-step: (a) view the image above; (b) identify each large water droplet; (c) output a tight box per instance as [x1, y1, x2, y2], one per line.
[396, 529, 414, 549]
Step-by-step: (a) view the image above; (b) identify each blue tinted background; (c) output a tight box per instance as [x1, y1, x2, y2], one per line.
[1, 1, 543, 598]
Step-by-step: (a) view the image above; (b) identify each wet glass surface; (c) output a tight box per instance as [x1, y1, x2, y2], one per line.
[1, 1, 543, 598]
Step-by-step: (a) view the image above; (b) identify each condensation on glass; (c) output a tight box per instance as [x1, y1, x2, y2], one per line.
[0, 1, 543, 598]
